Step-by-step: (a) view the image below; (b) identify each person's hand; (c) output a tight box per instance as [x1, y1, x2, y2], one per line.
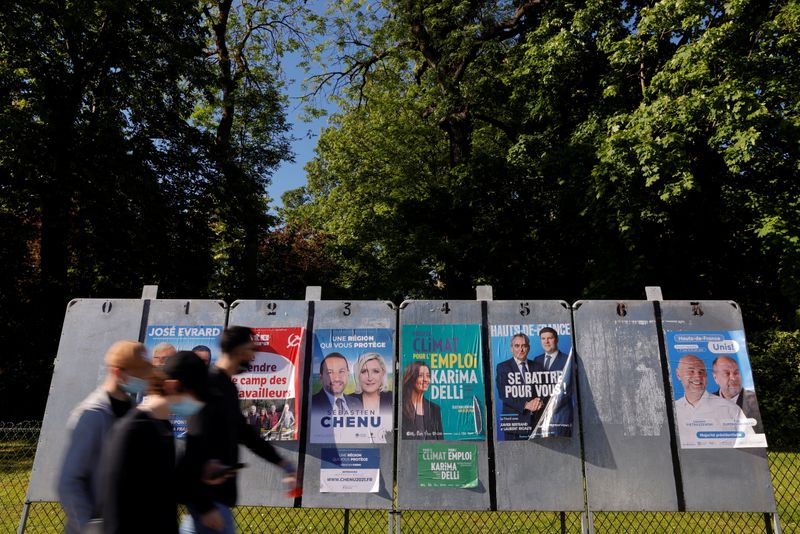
[202, 459, 236, 485]
[283, 471, 302, 497]
[525, 398, 543, 412]
[200, 508, 224, 531]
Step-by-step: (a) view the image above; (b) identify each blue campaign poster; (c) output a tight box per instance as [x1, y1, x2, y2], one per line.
[666, 330, 766, 449]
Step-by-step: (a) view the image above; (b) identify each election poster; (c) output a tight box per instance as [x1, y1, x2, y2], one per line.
[144, 324, 223, 438]
[400, 324, 485, 441]
[144, 324, 223, 365]
[417, 444, 478, 488]
[308, 328, 394, 444]
[231, 327, 303, 441]
[490, 323, 574, 440]
[666, 330, 767, 449]
[320, 448, 380, 493]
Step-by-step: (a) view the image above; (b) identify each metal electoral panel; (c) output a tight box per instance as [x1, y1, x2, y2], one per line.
[660, 300, 776, 512]
[488, 300, 584, 511]
[301, 300, 396, 509]
[575, 300, 679, 511]
[228, 300, 309, 507]
[28, 299, 145, 501]
[397, 300, 490, 511]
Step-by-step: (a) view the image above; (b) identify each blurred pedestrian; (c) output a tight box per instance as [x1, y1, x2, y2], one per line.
[180, 326, 296, 534]
[101, 351, 208, 534]
[58, 341, 152, 534]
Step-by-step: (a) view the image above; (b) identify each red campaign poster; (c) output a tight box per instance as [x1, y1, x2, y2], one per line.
[232, 327, 304, 441]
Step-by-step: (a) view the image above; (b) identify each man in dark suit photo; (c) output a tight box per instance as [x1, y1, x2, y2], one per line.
[309, 352, 363, 443]
[311, 352, 363, 414]
[529, 327, 572, 437]
[495, 333, 538, 440]
[532, 327, 568, 374]
[711, 354, 763, 433]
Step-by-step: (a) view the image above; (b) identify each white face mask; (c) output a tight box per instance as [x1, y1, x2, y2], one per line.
[170, 397, 205, 417]
[120, 375, 148, 395]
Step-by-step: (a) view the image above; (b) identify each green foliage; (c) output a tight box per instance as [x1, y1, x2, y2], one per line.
[0, 0, 218, 419]
[750, 329, 800, 450]
[255, 221, 341, 299]
[288, 0, 800, 323]
[0, 0, 308, 418]
[287, 65, 453, 298]
[196, 0, 322, 299]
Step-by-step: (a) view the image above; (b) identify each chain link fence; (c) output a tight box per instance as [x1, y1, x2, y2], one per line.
[2, 421, 797, 533]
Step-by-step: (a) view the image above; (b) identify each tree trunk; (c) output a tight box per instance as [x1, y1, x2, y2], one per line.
[440, 108, 473, 166]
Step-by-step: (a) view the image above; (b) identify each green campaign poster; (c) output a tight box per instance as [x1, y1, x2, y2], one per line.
[417, 444, 478, 488]
[401, 324, 485, 440]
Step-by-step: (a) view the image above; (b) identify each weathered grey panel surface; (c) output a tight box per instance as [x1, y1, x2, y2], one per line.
[661, 300, 776, 512]
[301, 300, 396, 509]
[575, 300, 678, 511]
[488, 300, 584, 511]
[397, 300, 489, 511]
[228, 300, 308, 507]
[28, 299, 145, 501]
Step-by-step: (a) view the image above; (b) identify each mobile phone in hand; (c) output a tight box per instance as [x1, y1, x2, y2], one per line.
[208, 463, 246, 479]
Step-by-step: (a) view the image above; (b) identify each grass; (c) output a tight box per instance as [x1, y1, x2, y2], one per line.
[2, 442, 799, 533]
[771, 451, 800, 532]
[1, 438, 37, 533]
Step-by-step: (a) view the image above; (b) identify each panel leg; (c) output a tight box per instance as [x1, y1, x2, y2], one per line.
[17, 501, 30, 534]
[581, 511, 593, 534]
[771, 512, 783, 534]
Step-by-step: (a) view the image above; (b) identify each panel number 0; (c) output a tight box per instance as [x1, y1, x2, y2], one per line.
[266, 302, 277, 316]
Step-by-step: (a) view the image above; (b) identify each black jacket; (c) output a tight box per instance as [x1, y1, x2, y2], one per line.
[182, 366, 283, 512]
[102, 409, 177, 534]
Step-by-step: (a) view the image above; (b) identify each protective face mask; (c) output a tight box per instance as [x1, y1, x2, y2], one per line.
[171, 397, 205, 417]
[120, 376, 148, 395]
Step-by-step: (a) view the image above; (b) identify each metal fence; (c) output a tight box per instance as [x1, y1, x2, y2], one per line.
[2, 421, 798, 533]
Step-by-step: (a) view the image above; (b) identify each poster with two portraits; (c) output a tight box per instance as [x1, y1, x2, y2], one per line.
[490, 322, 575, 441]
[308, 328, 394, 493]
[666, 330, 767, 449]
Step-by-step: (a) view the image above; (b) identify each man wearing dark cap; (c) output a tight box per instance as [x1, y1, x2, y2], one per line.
[58, 340, 153, 534]
[181, 326, 296, 534]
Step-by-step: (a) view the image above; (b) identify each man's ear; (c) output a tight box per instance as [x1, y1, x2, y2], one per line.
[163, 378, 180, 396]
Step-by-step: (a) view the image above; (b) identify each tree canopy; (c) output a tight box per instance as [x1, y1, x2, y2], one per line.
[0, 0, 798, 424]
[0, 0, 310, 418]
[287, 0, 800, 330]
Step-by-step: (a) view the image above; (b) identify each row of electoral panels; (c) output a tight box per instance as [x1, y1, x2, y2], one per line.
[29, 298, 774, 515]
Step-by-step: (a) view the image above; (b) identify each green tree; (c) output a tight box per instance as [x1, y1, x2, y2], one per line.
[592, 0, 800, 327]
[291, 0, 608, 297]
[750, 329, 800, 449]
[196, 0, 317, 298]
[291, 0, 800, 323]
[0, 0, 213, 418]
